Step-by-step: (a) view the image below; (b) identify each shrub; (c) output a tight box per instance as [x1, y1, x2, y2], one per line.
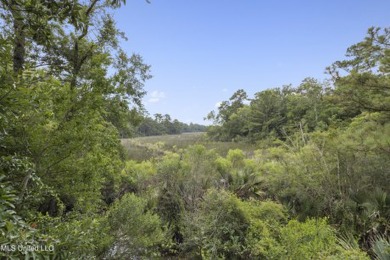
[107, 193, 165, 258]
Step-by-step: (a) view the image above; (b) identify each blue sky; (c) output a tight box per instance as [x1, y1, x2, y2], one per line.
[115, 1, 389, 124]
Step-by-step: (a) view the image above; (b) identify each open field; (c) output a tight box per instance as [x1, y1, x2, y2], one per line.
[121, 132, 257, 161]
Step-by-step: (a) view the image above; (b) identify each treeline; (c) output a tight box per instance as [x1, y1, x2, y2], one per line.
[206, 28, 389, 143]
[134, 114, 207, 137]
[206, 80, 337, 142]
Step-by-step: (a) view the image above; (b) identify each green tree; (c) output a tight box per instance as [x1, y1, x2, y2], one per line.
[206, 89, 249, 140]
[0, 0, 152, 257]
[327, 27, 390, 115]
[248, 88, 288, 140]
[0, 0, 151, 214]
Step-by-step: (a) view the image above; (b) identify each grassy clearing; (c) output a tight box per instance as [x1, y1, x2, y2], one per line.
[121, 132, 257, 161]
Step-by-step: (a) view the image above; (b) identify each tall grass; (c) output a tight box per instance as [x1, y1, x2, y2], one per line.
[121, 133, 257, 161]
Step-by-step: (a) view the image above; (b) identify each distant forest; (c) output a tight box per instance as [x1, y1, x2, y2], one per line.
[131, 114, 207, 137]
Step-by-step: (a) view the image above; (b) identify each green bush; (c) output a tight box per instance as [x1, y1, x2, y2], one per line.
[37, 213, 112, 259]
[192, 189, 250, 259]
[107, 193, 165, 258]
[280, 218, 369, 259]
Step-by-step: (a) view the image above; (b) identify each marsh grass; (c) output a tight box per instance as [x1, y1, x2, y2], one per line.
[121, 132, 257, 161]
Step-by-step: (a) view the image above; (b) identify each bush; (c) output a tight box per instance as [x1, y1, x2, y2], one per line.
[107, 193, 165, 258]
[279, 218, 369, 259]
[37, 213, 112, 259]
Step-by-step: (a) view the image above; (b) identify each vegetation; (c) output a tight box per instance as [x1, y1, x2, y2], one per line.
[203, 26, 390, 258]
[133, 114, 207, 137]
[0, 0, 388, 258]
[121, 132, 257, 161]
[207, 29, 390, 143]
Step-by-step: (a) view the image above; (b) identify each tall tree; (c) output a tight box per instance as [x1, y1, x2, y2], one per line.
[327, 27, 390, 114]
[0, 0, 151, 214]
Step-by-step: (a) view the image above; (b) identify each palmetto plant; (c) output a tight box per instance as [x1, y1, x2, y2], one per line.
[229, 169, 265, 200]
[371, 234, 390, 260]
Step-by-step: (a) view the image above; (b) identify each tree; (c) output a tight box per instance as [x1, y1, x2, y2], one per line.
[0, 0, 152, 233]
[248, 88, 288, 140]
[0, 0, 152, 214]
[206, 89, 249, 140]
[207, 89, 248, 125]
[327, 27, 390, 115]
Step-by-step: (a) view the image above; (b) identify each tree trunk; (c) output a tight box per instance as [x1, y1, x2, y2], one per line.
[10, 1, 26, 73]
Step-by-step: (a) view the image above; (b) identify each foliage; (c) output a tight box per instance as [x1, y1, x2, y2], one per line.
[192, 189, 250, 259]
[0, 174, 59, 259]
[135, 114, 207, 137]
[0, 2, 388, 257]
[36, 213, 112, 259]
[207, 80, 336, 142]
[279, 218, 369, 260]
[371, 234, 390, 260]
[207, 28, 390, 142]
[202, 27, 390, 257]
[0, 0, 150, 257]
[107, 193, 165, 258]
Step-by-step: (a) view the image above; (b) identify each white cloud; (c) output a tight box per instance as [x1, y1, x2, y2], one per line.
[222, 88, 228, 92]
[148, 90, 165, 103]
